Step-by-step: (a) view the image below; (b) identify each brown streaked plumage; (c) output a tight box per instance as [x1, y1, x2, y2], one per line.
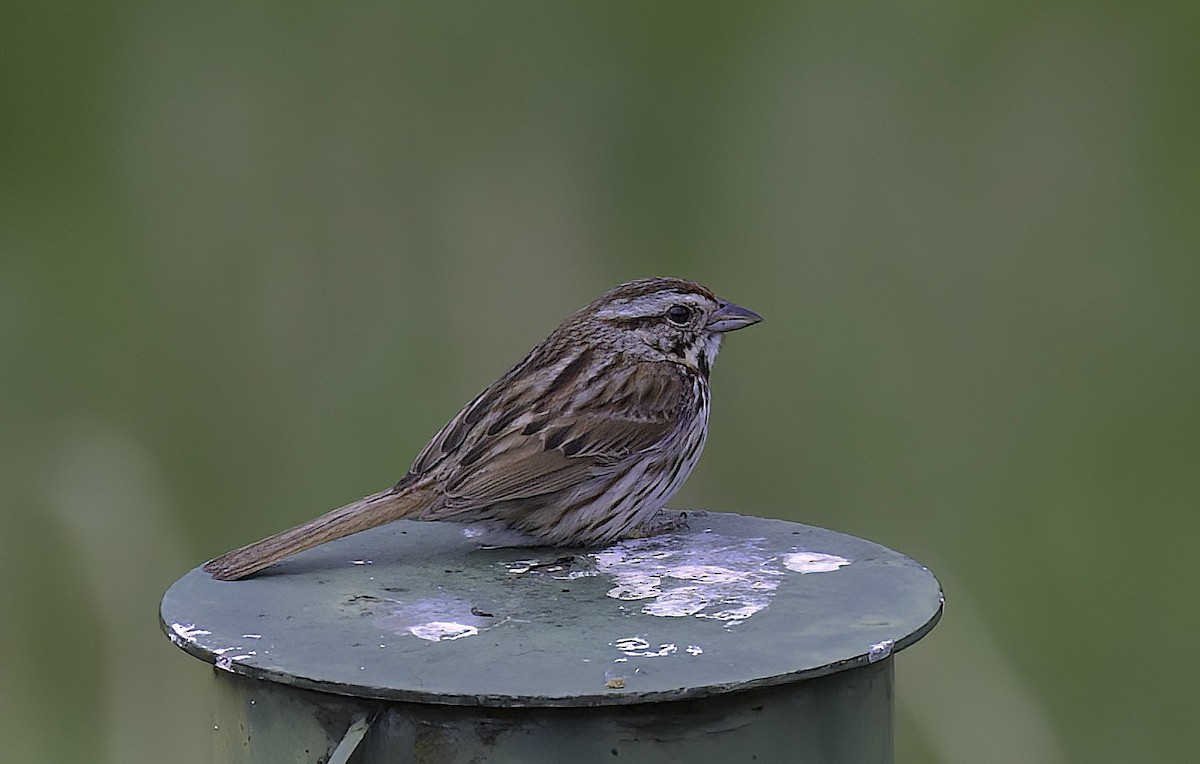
[203, 277, 761, 580]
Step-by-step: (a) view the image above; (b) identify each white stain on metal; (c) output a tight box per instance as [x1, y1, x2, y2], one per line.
[407, 622, 479, 642]
[611, 636, 678, 657]
[171, 622, 261, 669]
[593, 536, 782, 626]
[168, 622, 211, 646]
[502, 535, 853, 627]
[608, 637, 707, 659]
[594, 535, 852, 626]
[504, 559, 540, 574]
[868, 639, 894, 663]
[782, 552, 851, 573]
[377, 597, 494, 642]
[215, 651, 257, 672]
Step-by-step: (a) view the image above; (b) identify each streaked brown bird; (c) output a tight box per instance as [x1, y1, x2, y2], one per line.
[203, 277, 761, 580]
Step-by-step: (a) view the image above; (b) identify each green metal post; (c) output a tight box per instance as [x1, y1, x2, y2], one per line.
[163, 511, 941, 762]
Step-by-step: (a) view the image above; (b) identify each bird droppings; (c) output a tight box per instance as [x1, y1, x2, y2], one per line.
[170, 620, 262, 669]
[408, 622, 479, 641]
[868, 639, 894, 663]
[374, 597, 496, 642]
[497, 531, 854, 630]
[216, 652, 256, 672]
[163, 510, 943, 707]
[611, 636, 678, 657]
[169, 622, 211, 646]
[782, 552, 851, 574]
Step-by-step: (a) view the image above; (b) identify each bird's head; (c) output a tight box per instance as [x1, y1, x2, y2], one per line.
[571, 277, 762, 376]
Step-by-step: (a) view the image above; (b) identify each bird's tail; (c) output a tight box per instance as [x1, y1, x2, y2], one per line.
[202, 486, 423, 580]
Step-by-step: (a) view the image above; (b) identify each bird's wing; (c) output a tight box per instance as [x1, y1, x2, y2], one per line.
[416, 360, 687, 515]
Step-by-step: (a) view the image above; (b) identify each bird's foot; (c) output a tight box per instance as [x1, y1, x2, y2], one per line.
[628, 510, 691, 538]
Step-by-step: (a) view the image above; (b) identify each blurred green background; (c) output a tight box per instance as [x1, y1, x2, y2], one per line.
[3, 1, 1198, 762]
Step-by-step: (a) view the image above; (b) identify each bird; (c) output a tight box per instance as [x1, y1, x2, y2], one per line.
[203, 277, 761, 580]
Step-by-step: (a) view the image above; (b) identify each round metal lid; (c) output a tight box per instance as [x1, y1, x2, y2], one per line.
[161, 510, 942, 706]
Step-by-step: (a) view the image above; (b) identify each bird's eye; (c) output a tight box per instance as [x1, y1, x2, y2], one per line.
[665, 304, 693, 325]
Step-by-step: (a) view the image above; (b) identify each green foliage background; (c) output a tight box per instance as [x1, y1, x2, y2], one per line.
[2, 2, 1198, 762]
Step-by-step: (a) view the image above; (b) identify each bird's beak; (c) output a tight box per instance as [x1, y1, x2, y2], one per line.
[707, 300, 763, 333]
